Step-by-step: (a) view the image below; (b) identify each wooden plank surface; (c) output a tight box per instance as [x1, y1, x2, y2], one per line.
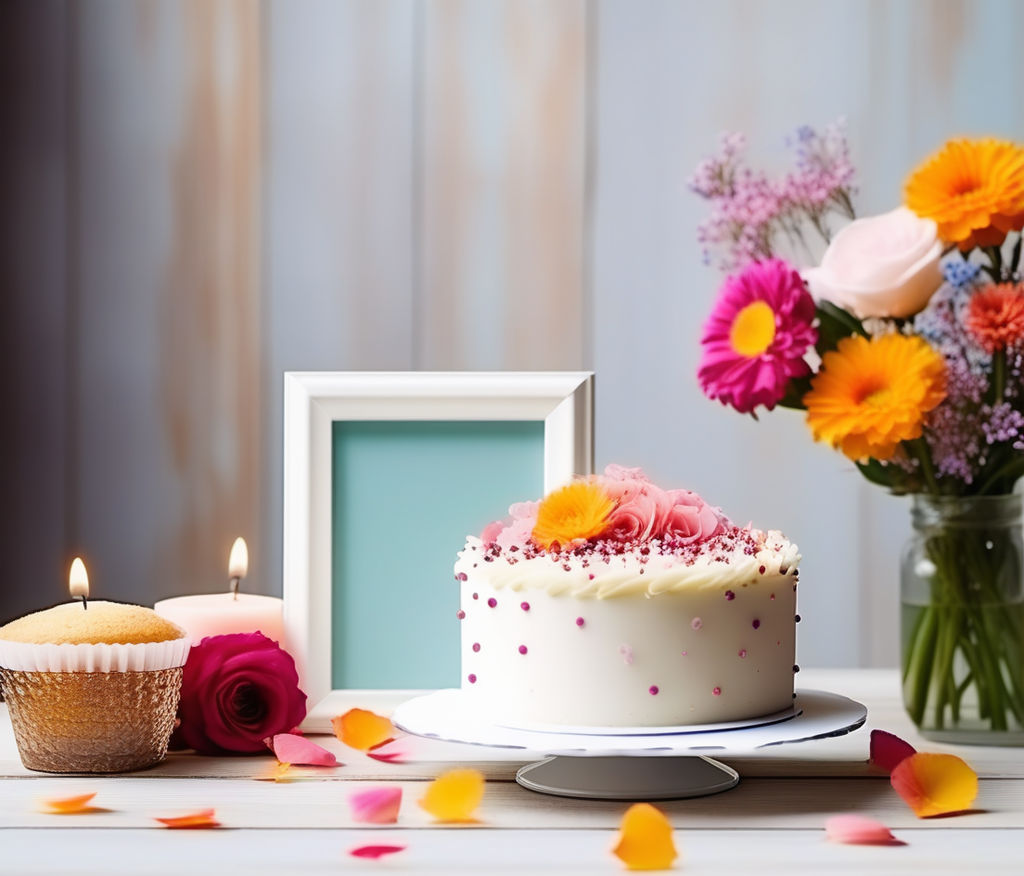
[4, 828, 1023, 876]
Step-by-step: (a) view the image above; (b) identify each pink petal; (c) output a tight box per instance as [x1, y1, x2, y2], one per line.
[270, 733, 338, 767]
[349, 844, 406, 860]
[825, 814, 902, 845]
[869, 729, 916, 774]
[349, 786, 402, 824]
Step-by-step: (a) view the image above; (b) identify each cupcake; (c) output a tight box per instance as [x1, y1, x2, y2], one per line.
[0, 600, 190, 773]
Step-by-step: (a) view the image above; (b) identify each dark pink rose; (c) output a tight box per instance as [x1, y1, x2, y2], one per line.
[171, 632, 307, 755]
[662, 489, 726, 543]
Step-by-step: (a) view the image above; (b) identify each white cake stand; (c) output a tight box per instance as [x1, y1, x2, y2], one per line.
[392, 688, 866, 800]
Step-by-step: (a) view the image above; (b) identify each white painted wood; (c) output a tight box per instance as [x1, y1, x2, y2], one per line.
[1, 671, 1022, 873]
[283, 372, 594, 713]
[5, 828, 1023, 876]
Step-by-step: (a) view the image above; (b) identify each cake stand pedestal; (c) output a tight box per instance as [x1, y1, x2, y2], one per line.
[393, 688, 866, 801]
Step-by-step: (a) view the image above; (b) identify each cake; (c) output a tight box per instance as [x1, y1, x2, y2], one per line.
[0, 600, 190, 773]
[456, 465, 800, 728]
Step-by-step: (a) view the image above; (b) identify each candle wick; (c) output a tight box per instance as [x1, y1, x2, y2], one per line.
[81, 595, 88, 611]
[230, 576, 241, 601]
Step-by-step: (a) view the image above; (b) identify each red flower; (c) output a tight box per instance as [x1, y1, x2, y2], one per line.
[172, 632, 307, 755]
[966, 282, 1024, 353]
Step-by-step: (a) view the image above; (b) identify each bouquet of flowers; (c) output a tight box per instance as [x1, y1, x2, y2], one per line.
[691, 124, 1024, 739]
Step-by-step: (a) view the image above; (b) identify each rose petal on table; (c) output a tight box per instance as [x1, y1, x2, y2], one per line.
[255, 761, 294, 783]
[348, 844, 406, 860]
[869, 729, 916, 773]
[154, 809, 221, 829]
[331, 708, 395, 751]
[349, 786, 402, 824]
[611, 802, 678, 870]
[418, 768, 485, 822]
[891, 752, 978, 817]
[825, 814, 903, 845]
[367, 746, 408, 764]
[39, 793, 98, 815]
[270, 733, 339, 766]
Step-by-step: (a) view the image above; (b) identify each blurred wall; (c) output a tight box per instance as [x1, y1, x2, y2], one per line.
[2, 0, 1022, 667]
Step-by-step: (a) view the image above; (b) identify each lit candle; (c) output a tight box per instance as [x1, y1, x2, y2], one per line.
[69, 557, 89, 610]
[153, 537, 284, 645]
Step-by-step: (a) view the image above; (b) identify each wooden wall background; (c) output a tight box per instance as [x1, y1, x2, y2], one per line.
[2, 0, 1022, 668]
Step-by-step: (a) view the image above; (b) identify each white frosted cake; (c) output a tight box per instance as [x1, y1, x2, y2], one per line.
[456, 465, 800, 728]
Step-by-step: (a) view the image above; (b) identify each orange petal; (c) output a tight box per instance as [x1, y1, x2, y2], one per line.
[825, 814, 903, 845]
[891, 752, 978, 817]
[39, 793, 98, 815]
[418, 768, 485, 823]
[611, 803, 678, 870]
[869, 729, 916, 773]
[154, 809, 221, 829]
[332, 708, 395, 751]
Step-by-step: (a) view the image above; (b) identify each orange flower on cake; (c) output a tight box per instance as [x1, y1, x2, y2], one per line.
[904, 138, 1024, 250]
[803, 333, 947, 461]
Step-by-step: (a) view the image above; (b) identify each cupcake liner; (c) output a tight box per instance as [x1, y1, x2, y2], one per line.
[0, 666, 183, 773]
[0, 635, 189, 673]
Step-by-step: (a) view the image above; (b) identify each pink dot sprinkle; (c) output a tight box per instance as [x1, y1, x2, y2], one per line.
[691, 617, 703, 631]
[520, 601, 530, 611]
[712, 686, 722, 696]
[724, 590, 735, 601]
[649, 685, 659, 695]
[518, 645, 528, 655]
[770, 593, 776, 601]
[472, 592, 479, 600]
[738, 649, 747, 658]
[575, 617, 585, 628]
[487, 597, 497, 608]
[681, 650, 688, 656]
[472, 642, 480, 652]
[455, 609, 465, 620]
[752, 619, 761, 630]
[467, 674, 477, 684]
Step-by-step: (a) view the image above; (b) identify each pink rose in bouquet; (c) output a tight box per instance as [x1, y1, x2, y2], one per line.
[172, 632, 307, 755]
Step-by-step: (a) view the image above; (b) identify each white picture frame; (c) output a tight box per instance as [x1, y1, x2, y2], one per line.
[283, 371, 594, 726]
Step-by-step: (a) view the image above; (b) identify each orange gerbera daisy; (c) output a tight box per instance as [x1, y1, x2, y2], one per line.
[532, 481, 615, 551]
[966, 283, 1024, 352]
[804, 334, 947, 462]
[905, 139, 1024, 250]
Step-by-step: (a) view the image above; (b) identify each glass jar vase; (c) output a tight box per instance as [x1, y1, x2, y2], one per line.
[901, 493, 1024, 745]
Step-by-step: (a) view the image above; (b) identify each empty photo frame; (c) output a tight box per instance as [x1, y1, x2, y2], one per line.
[282, 372, 594, 724]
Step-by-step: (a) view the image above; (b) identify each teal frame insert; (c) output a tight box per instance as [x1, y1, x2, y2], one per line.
[331, 420, 544, 688]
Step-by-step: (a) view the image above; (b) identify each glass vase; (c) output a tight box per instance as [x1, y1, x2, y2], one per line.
[901, 493, 1024, 745]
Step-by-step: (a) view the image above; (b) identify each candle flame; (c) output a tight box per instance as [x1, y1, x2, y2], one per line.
[228, 537, 249, 580]
[69, 557, 89, 599]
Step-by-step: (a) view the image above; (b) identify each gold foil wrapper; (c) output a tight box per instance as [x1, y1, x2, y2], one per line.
[0, 667, 182, 773]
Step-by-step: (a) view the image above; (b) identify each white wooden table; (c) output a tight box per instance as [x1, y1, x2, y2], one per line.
[2, 669, 1022, 874]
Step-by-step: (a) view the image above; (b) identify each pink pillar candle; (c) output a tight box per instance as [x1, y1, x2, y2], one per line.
[153, 593, 285, 646]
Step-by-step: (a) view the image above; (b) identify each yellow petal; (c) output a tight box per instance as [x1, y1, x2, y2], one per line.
[611, 803, 678, 871]
[39, 793, 98, 815]
[331, 708, 395, 751]
[418, 768, 485, 822]
[891, 752, 978, 817]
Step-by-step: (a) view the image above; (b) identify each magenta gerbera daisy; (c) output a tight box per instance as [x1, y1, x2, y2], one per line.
[697, 258, 817, 414]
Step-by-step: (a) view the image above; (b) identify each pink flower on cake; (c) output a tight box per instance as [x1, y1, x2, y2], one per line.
[698, 258, 817, 414]
[662, 489, 727, 543]
[597, 468, 670, 543]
